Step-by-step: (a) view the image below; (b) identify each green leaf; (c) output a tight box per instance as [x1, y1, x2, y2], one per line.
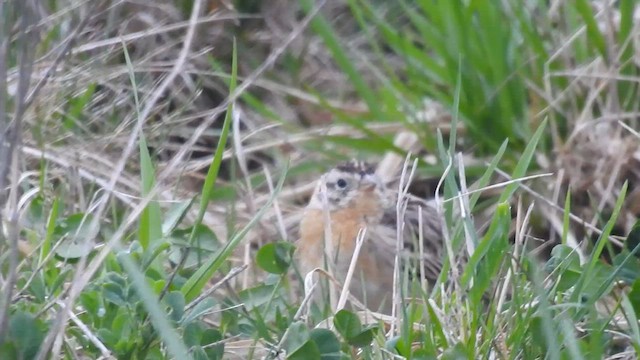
[579, 261, 614, 304]
[162, 198, 195, 235]
[237, 284, 276, 310]
[546, 245, 582, 292]
[202, 328, 224, 359]
[183, 322, 203, 347]
[628, 279, 640, 317]
[168, 225, 220, 269]
[192, 346, 209, 360]
[97, 328, 117, 348]
[103, 279, 127, 306]
[626, 219, 640, 255]
[612, 252, 640, 284]
[165, 291, 186, 322]
[79, 290, 100, 317]
[346, 325, 378, 347]
[621, 291, 640, 350]
[469, 139, 508, 209]
[112, 309, 133, 340]
[425, 299, 449, 347]
[333, 310, 362, 339]
[8, 311, 44, 360]
[284, 322, 316, 359]
[115, 248, 192, 359]
[288, 341, 321, 360]
[325, 135, 393, 154]
[309, 328, 342, 359]
[54, 213, 97, 259]
[256, 242, 295, 274]
[182, 298, 217, 325]
[440, 342, 468, 360]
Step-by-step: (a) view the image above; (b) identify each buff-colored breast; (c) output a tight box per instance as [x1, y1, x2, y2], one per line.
[296, 189, 393, 311]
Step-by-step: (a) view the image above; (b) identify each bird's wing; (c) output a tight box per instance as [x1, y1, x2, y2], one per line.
[373, 198, 445, 283]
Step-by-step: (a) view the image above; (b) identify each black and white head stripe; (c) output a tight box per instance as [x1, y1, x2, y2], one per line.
[335, 160, 375, 176]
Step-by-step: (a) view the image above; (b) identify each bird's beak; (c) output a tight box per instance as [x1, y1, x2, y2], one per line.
[360, 175, 378, 192]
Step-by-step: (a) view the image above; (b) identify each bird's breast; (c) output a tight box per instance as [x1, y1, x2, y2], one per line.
[297, 206, 377, 273]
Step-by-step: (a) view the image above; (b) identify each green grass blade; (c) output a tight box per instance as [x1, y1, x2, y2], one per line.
[498, 119, 547, 203]
[194, 40, 237, 224]
[178, 39, 238, 270]
[122, 43, 162, 249]
[118, 253, 192, 360]
[468, 139, 508, 209]
[40, 197, 59, 264]
[621, 293, 640, 351]
[137, 133, 163, 250]
[571, 182, 628, 304]
[574, 0, 607, 60]
[461, 202, 510, 297]
[299, 0, 384, 120]
[181, 164, 288, 301]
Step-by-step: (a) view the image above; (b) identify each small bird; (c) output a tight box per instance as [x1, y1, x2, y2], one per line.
[296, 160, 444, 313]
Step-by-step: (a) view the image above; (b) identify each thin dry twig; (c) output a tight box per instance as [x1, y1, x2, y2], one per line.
[71, 13, 254, 55]
[0, 1, 7, 209]
[456, 153, 475, 256]
[24, 2, 99, 110]
[264, 166, 288, 242]
[54, 301, 113, 359]
[493, 167, 624, 247]
[319, 173, 337, 310]
[336, 227, 367, 311]
[233, 106, 259, 289]
[0, 0, 38, 343]
[390, 154, 417, 336]
[185, 265, 248, 312]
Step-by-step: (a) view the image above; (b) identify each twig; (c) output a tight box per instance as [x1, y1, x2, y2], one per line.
[264, 167, 288, 242]
[233, 106, 258, 289]
[24, 3, 99, 110]
[319, 175, 337, 310]
[0, 1, 7, 212]
[0, 0, 37, 343]
[55, 301, 113, 359]
[434, 151, 457, 282]
[493, 168, 623, 247]
[390, 154, 417, 336]
[336, 228, 367, 311]
[185, 265, 248, 312]
[456, 153, 475, 256]
[442, 173, 554, 204]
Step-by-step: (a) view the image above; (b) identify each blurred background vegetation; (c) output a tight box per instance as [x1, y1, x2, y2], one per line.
[1, 0, 640, 358]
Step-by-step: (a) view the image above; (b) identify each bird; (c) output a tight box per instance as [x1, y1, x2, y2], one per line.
[295, 160, 444, 313]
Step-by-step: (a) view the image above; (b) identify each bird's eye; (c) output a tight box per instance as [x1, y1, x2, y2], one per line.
[336, 179, 347, 188]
